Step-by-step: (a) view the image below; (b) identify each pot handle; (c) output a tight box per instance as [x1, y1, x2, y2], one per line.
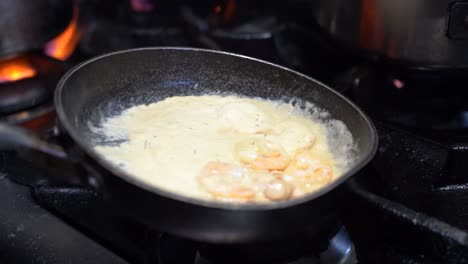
[0, 123, 67, 159]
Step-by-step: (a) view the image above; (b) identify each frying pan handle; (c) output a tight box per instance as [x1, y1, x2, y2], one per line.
[0, 123, 67, 159]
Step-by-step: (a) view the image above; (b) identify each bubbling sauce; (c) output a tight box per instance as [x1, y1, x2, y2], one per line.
[94, 95, 354, 203]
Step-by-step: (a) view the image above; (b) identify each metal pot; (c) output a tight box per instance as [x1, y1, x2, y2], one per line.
[0, 0, 72, 59]
[311, 0, 468, 68]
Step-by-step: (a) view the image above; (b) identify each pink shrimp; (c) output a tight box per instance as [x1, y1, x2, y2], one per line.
[197, 161, 256, 201]
[235, 139, 290, 171]
[284, 152, 333, 193]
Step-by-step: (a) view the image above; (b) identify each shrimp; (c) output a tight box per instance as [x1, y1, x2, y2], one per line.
[235, 139, 290, 171]
[250, 150, 290, 171]
[197, 161, 256, 201]
[263, 178, 294, 201]
[284, 152, 333, 193]
[272, 121, 316, 153]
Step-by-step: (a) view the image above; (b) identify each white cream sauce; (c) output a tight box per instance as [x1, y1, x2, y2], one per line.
[94, 95, 347, 201]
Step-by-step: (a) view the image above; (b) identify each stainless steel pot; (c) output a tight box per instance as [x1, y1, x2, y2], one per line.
[311, 0, 468, 68]
[0, 0, 72, 59]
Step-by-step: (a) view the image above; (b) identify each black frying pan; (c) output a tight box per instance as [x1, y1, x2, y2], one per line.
[1, 47, 377, 244]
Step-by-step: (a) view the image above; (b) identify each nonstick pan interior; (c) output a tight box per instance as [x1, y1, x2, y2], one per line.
[55, 47, 377, 209]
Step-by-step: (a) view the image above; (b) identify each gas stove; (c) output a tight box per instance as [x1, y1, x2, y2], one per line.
[1, 1, 468, 263]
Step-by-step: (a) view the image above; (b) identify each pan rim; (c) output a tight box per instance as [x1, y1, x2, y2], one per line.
[55, 46, 378, 211]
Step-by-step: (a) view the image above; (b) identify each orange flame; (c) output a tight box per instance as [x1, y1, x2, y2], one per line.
[212, 0, 236, 26]
[0, 56, 36, 83]
[214, 5, 222, 14]
[223, 0, 236, 23]
[45, 6, 82, 61]
[359, 0, 384, 50]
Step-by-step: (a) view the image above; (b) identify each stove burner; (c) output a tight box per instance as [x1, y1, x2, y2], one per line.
[181, 3, 286, 64]
[188, 228, 356, 264]
[157, 226, 355, 264]
[334, 64, 468, 130]
[29, 179, 357, 264]
[180, 1, 350, 75]
[80, 21, 189, 56]
[79, 0, 189, 56]
[3, 104, 55, 134]
[320, 228, 356, 264]
[0, 53, 64, 116]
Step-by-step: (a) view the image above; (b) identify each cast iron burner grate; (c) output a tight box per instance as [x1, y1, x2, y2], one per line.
[332, 63, 468, 131]
[0, 53, 64, 129]
[157, 227, 355, 264]
[77, 0, 190, 57]
[30, 183, 356, 264]
[180, 1, 351, 76]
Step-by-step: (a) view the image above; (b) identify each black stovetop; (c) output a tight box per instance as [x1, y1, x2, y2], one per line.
[3, 122, 468, 264]
[2, 1, 468, 263]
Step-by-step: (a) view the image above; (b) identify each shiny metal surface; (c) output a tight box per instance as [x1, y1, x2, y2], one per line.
[320, 227, 357, 264]
[0, 0, 72, 59]
[192, 226, 357, 264]
[311, 0, 468, 68]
